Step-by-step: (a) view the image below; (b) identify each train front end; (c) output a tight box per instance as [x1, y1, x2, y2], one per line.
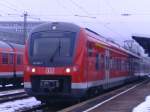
[24, 22, 87, 101]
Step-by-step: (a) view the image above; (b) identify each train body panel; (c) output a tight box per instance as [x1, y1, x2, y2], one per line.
[0, 41, 14, 79]
[24, 22, 150, 101]
[11, 43, 24, 78]
[0, 41, 24, 86]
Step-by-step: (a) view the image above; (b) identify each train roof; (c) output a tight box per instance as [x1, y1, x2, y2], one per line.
[0, 40, 13, 52]
[9, 42, 24, 49]
[85, 28, 141, 58]
[6, 42, 24, 54]
[30, 22, 80, 34]
[0, 40, 24, 53]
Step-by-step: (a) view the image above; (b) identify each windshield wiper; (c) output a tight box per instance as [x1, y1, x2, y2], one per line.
[49, 41, 61, 62]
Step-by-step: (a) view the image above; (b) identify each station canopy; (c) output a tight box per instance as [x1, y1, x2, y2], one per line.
[132, 36, 150, 56]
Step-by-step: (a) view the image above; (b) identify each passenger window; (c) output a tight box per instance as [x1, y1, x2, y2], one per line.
[9, 54, 14, 64]
[88, 48, 93, 56]
[100, 55, 104, 69]
[17, 54, 22, 65]
[110, 58, 113, 70]
[87, 42, 93, 57]
[112, 58, 117, 70]
[2, 53, 8, 64]
[118, 59, 121, 70]
[96, 53, 100, 70]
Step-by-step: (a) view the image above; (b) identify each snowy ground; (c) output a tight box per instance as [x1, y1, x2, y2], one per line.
[0, 97, 41, 112]
[0, 93, 149, 112]
[132, 95, 150, 112]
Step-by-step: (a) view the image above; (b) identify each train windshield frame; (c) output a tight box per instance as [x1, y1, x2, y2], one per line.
[29, 31, 76, 66]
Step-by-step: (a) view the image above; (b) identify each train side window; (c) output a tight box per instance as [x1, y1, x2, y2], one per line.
[95, 53, 100, 70]
[100, 55, 104, 69]
[110, 58, 113, 70]
[17, 54, 22, 65]
[118, 59, 121, 70]
[9, 54, 14, 64]
[121, 60, 123, 71]
[88, 48, 93, 56]
[114, 58, 118, 70]
[111, 58, 114, 70]
[87, 42, 93, 57]
[2, 53, 8, 64]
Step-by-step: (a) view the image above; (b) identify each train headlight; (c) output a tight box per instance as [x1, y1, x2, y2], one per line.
[66, 68, 71, 73]
[32, 68, 36, 73]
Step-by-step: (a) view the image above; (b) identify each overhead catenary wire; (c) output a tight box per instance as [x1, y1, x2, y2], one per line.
[68, 0, 90, 15]
[0, 9, 9, 15]
[1, 0, 24, 13]
[0, 1, 20, 13]
[65, 0, 127, 39]
[0, 0, 129, 40]
[102, 23, 127, 39]
[7, 12, 42, 21]
[56, 0, 75, 15]
[103, 0, 118, 14]
[0, 0, 147, 40]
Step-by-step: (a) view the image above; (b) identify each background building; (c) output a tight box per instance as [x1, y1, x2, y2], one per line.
[0, 21, 43, 44]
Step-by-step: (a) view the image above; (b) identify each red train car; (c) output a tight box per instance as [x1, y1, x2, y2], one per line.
[24, 22, 148, 102]
[0, 41, 24, 87]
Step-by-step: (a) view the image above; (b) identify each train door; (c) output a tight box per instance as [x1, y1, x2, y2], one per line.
[103, 49, 110, 89]
[86, 42, 96, 89]
[86, 42, 91, 89]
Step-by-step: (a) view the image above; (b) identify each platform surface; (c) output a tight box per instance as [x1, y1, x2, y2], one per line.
[88, 80, 150, 112]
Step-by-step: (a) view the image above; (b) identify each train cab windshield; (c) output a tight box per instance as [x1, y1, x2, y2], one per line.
[29, 31, 76, 66]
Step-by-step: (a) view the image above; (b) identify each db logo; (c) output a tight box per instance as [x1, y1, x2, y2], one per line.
[46, 68, 55, 74]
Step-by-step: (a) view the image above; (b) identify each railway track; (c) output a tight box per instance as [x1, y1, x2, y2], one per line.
[0, 89, 41, 112]
[0, 89, 28, 103]
[18, 78, 148, 112]
[0, 84, 23, 92]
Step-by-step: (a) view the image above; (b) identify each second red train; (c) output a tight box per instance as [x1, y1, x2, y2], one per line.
[0, 41, 24, 87]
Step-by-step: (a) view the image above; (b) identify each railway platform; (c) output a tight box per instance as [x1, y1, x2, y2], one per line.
[60, 78, 150, 112]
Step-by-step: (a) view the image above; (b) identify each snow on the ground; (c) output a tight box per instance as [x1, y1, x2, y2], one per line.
[132, 95, 150, 112]
[0, 97, 41, 112]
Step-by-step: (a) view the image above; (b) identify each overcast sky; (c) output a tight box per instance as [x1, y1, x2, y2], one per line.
[1, 0, 150, 44]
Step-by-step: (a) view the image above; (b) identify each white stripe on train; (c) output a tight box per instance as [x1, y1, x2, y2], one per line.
[24, 76, 134, 89]
[0, 71, 23, 78]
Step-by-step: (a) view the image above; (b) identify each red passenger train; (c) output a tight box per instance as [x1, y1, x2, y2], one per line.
[24, 22, 149, 102]
[0, 41, 24, 87]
